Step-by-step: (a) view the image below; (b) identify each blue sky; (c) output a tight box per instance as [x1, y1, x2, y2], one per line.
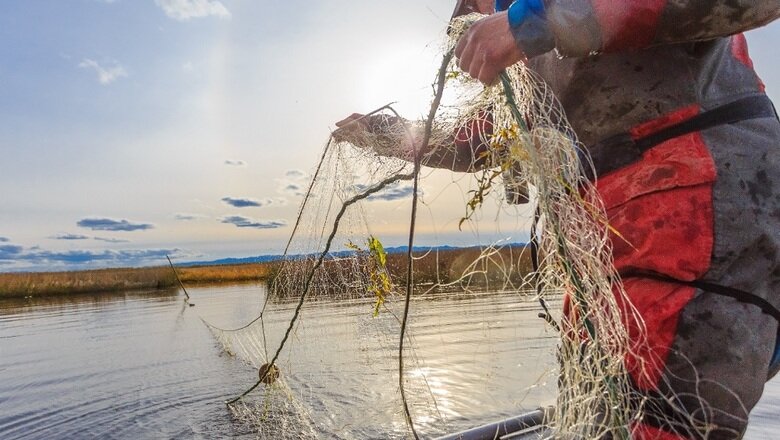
[1, 1, 779, 272]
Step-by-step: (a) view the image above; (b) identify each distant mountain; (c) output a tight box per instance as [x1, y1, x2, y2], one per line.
[178, 243, 526, 267]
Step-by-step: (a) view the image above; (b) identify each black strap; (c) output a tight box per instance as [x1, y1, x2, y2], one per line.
[624, 271, 780, 323]
[587, 94, 777, 179]
[688, 279, 780, 323]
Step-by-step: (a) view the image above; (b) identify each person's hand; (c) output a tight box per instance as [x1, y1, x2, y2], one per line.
[333, 113, 368, 143]
[334, 113, 402, 144]
[333, 113, 379, 151]
[454, 11, 526, 85]
[333, 113, 415, 159]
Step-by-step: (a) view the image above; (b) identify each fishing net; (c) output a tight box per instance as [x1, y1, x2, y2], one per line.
[204, 13, 650, 439]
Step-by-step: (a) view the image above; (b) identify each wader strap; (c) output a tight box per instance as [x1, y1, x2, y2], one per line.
[687, 279, 780, 324]
[624, 271, 780, 324]
[587, 95, 777, 180]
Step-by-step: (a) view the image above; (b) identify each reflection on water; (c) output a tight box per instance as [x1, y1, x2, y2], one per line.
[0, 285, 777, 439]
[243, 290, 560, 438]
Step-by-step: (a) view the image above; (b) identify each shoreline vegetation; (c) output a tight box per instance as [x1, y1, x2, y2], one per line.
[0, 245, 532, 299]
[0, 263, 277, 299]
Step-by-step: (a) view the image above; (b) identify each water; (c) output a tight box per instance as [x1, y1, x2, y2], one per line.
[0, 285, 777, 439]
[0, 287, 257, 439]
[227, 288, 560, 438]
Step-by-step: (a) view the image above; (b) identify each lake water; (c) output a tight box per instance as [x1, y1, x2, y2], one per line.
[0, 285, 777, 439]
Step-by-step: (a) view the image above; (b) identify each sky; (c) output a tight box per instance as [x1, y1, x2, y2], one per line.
[1, 1, 780, 272]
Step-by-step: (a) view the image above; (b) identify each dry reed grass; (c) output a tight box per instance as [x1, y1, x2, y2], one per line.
[0, 263, 277, 298]
[0, 246, 530, 299]
[176, 263, 277, 284]
[269, 245, 534, 299]
[385, 245, 533, 288]
[0, 266, 177, 298]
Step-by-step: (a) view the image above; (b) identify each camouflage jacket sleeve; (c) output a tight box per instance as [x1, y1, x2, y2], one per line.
[537, 0, 780, 57]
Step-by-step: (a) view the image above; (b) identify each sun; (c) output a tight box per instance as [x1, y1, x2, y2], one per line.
[358, 41, 443, 118]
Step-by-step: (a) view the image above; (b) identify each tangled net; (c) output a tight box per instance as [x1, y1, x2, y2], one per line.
[205, 13, 652, 439]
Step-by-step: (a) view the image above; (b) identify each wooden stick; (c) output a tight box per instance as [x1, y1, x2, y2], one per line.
[166, 255, 192, 303]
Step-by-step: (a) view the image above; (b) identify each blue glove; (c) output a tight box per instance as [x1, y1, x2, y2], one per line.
[497, 0, 555, 58]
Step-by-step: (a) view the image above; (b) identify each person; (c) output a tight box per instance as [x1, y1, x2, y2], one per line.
[337, 0, 780, 438]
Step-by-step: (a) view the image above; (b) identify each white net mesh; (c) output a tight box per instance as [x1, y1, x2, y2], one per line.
[204, 13, 651, 439]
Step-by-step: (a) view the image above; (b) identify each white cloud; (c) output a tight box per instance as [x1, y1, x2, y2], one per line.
[78, 59, 127, 85]
[353, 182, 419, 201]
[174, 213, 205, 221]
[276, 179, 307, 197]
[276, 170, 310, 197]
[285, 169, 307, 180]
[220, 196, 287, 208]
[220, 216, 287, 229]
[155, 0, 231, 21]
[93, 237, 130, 243]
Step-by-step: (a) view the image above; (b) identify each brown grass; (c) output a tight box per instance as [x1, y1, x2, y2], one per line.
[269, 245, 534, 299]
[175, 262, 278, 285]
[0, 266, 177, 298]
[385, 245, 533, 288]
[0, 246, 531, 299]
[0, 262, 278, 298]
